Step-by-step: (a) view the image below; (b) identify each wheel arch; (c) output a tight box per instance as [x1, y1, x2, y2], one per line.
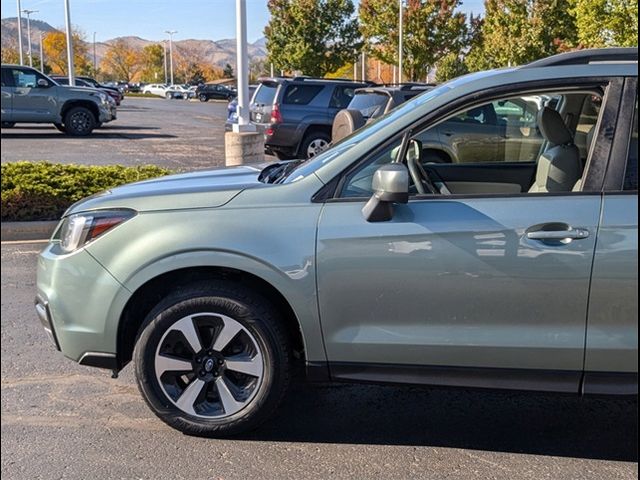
[60, 99, 100, 123]
[117, 266, 306, 372]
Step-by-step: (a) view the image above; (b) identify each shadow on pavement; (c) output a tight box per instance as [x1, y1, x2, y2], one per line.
[246, 383, 637, 462]
[0, 131, 176, 140]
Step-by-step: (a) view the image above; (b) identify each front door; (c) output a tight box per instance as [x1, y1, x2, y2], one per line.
[316, 83, 616, 390]
[8, 67, 57, 122]
[1, 68, 13, 122]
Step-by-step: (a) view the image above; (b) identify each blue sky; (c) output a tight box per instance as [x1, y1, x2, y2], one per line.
[2, 0, 486, 43]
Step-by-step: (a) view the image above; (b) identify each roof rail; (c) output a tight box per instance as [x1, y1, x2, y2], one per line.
[522, 47, 638, 69]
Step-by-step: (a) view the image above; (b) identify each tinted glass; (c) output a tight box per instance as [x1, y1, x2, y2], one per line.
[329, 86, 356, 109]
[282, 85, 323, 105]
[11, 69, 38, 88]
[348, 92, 389, 118]
[253, 83, 277, 105]
[624, 98, 638, 191]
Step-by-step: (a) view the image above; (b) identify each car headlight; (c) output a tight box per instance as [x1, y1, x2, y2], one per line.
[97, 92, 108, 104]
[56, 209, 136, 253]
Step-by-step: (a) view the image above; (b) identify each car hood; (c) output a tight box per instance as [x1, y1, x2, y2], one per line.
[59, 85, 105, 97]
[66, 165, 267, 215]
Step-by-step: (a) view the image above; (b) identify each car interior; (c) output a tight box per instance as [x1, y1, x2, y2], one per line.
[340, 88, 605, 198]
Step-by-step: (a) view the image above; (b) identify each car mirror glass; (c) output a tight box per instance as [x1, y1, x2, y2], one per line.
[362, 164, 409, 222]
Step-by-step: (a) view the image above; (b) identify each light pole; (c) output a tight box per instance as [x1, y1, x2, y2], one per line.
[233, 0, 253, 131]
[93, 32, 97, 75]
[22, 9, 38, 67]
[162, 40, 168, 84]
[63, 0, 75, 85]
[16, 0, 24, 65]
[398, 0, 403, 84]
[165, 30, 177, 85]
[39, 32, 44, 71]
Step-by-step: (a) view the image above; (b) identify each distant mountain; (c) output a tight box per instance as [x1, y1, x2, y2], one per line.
[1, 17, 267, 68]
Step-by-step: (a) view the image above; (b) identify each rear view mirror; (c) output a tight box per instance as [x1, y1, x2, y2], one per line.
[362, 164, 409, 222]
[36, 79, 50, 88]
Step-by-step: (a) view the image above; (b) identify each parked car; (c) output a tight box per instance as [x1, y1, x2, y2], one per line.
[332, 84, 434, 142]
[226, 85, 258, 127]
[162, 84, 192, 100]
[251, 76, 369, 160]
[196, 83, 236, 102]
[1, 64, 116, 135]
[142, 83, 168, 97]
[35, 48, 638, 438]
[51, 76, 123, 106]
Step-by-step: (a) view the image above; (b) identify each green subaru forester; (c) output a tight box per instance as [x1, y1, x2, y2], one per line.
[36, 48, 638, 436]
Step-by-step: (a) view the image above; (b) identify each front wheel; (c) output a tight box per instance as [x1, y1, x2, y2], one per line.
[199, 94, 208, 102]
[63, 107, 95, 136]
[133, 281, 291, 437]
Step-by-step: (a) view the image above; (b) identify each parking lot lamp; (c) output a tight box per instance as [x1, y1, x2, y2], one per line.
[398, 0, 403, 84]
[162, 40, 168, 84]
[39, 32, 44, 71]
[165, 31, 177, 85]
[63, 0, 75, 85]
[233, 0, 254, 132]
[93, 32, 97, 74]
[16, 0, 24, 65]
[22, 9, 38, 67]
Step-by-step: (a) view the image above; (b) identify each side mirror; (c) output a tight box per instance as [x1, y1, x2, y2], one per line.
[362, 164, 409, 222]
[37, 78, 50, 88]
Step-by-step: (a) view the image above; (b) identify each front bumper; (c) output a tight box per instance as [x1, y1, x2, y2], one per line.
[99, 104, 117, 123]
[36, 242, 128, 369]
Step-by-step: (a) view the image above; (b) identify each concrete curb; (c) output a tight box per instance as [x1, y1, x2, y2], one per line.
[1, 221, 58, 242]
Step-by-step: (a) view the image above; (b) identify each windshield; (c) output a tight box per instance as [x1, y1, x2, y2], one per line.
[279, 82, 457, 184]
[253, 83, 277, 105]
[349, 92, 389, 118]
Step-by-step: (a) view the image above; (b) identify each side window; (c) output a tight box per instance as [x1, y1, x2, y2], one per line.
[11, 69, 38, 88]
[329, 86, 355, 109]
[282, 85, 323, 105]
[624, 98, 638, 191]
[575, 95, 602, 162]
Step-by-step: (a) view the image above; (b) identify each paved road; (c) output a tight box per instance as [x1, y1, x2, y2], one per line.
[1, 242, 637, 480]
[1, 97, 272, 170]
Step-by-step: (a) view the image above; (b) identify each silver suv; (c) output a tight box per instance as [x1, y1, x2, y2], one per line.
[36, 48, 638, 437]
[1, 65, 116, 135]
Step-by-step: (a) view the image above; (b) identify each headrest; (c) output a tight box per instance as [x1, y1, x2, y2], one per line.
[538, 107, 573, 146]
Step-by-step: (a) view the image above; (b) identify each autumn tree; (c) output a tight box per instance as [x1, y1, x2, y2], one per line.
[436, 52, 469, 82]
[42, 29, 91, 75]
[265, 0, 361, 77]
[173, 44, 221, 84]
[572, 0, 638, 48]
[1, 45, 21, 65]
[360, 0, 468, 81]
[101, 39, 142, 82]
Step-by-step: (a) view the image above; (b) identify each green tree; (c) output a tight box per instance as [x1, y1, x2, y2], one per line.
[223, 63, 234, 79]
[436, 52, 469, 82]
[572, 0, 638, 48]
[465, 0, 577, 71]
[140, 44, 165, 83]
[265, 0, 361, 77]
[360, 0, 468, 81]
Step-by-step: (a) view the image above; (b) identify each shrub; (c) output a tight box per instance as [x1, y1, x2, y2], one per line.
[1, 162, 173, 221]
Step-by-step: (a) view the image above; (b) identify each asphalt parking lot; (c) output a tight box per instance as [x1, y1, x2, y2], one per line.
[0, 97, 270, 170]
[1, 242, 637, 479]
[1, 95, 638, 480]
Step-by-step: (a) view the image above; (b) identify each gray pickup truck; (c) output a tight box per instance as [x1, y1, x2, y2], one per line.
[1, 64, 116, 135]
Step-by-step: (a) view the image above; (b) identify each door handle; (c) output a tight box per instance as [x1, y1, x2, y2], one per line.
[526, 229, 590, 241]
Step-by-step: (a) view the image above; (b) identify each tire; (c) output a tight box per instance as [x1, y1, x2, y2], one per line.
[133, 280, 291, 437]
[63, 107, 95, 136]
[166, 92, 172, 99]
[53, 123, 66, 133]
[199, 94, 208, 102]
[1, 122, 16, 128]
[299, 131, 331, 160]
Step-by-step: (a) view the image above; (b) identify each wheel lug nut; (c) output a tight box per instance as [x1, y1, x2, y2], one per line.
[199, 370, 206, 376]
[213, 372, 219, 377]
[195, 357, 201, 363]
[218, 359, 224, 365]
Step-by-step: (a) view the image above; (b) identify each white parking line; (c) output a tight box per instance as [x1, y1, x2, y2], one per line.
[1, 239, 49, 245]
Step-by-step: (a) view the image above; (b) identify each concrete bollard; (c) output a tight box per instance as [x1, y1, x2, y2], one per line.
[225, 131, 264, 166]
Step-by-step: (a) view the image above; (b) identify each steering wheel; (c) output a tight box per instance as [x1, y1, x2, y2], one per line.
[405, 140, 440, 194]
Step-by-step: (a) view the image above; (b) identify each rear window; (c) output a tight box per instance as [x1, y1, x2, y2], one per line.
[282, 85, 323, 105]
[348, 92, 389, 118]
[253, 83, 278, 105]
[624, 97, 638, 191]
